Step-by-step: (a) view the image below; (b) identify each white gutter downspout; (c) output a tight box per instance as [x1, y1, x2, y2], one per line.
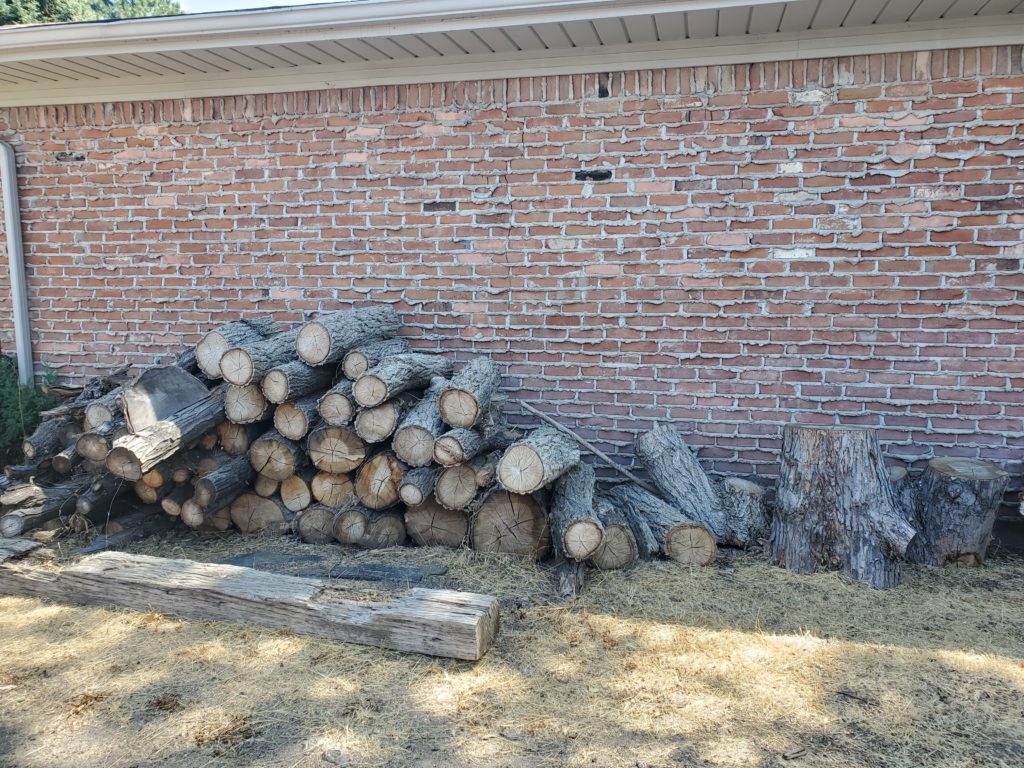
[0, 141, 33, 386]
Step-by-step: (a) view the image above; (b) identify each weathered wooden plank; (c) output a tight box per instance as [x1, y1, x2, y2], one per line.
[0, 551, 498, 660]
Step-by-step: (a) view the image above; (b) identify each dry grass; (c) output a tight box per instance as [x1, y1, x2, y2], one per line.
[0, 533, 1022, 768]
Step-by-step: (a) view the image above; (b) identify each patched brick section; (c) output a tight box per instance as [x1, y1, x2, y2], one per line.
[0, 47, 1022, 494]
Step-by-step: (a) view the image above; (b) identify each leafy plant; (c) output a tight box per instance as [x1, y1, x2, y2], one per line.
[0, 356, 57, 466]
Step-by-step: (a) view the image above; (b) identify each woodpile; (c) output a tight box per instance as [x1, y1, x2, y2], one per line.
[0, 304, 1015, 596]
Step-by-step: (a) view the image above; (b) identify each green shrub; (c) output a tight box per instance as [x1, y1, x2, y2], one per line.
[0, 356, 58, 466]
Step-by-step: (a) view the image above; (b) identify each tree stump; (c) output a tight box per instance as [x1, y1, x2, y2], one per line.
[496, 426, 580, 494]
[404, 495, 468, 548]
[296, 306, 401, 366]
[353, 354, 454, 408]
[342, 337, 410, 380]
[605, 483, 716, 566]
[439, 358, 501, 429]
[907, 457, 1009, 567]
[719, 477, 769, 549]
[549, 462, 604, 561]
[392, 377, 448, 466]
[769, 425, 915, 589]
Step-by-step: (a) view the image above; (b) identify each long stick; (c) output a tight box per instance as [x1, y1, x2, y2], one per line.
[518, 401, 659, 495]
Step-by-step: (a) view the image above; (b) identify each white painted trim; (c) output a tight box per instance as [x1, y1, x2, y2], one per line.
[0, 17, 1020, 109]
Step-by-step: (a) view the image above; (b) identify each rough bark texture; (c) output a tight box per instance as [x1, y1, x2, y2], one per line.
[434, 421, 518, 467]
[404, 495, 468, 548]
[342, 337, 410, 380]
[248, 430, 306, 481]
[295, 505, 338, 544]
[605, 483, 717, 566]
[273, 394, 321, 441]
[261, 359, 334, 404]
[316, 379, 356, 426]
[220, 327, 302, 387]
[83, 387, 123, 431]
[496, 426, 580, 494]
[0, 477, 91, 536]
[353, 354, 454, 408]
[589, 495, 639, 570]
[634, 426, 729, 542]
[439, 358, 501, 429]
[196, 317, 281, 379]
[719, 477, 769, 549]
[399, 466, 439, 507]
[907, 457, 1009, 567]
[554, 558, 586, 598]
[122, 367, 210, 433]
[23, 417, 75, 460]
[769, 425, 915, 589]
[469, 488, 550, 559]
[217, 420, 270, 456]
[193, 454, 255, 510]
[76, 418, 128, 463]
[307, 425, 366, 474]
[310, 472, 355, 507]
[354, 394, 414, 444]
[392, 377, 448, 466]
[280, 468, 316, 512]
[106, 388, 226, 481]
[52, 443, 82, 475]
[549, 462, 603, 561]
[225, 384, 271, 425]
[354, 452, 405, 510]
[229, 493, 293, 535]
[75, 474, 131, 519]
[295, 306, 401, 366]
[888, 466, 919, 525]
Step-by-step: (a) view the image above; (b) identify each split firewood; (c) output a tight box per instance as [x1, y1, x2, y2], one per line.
[295, 505, 339, 544]
[342, 337, 410, 380]
[307, 425, 366, 474]
[161, 484, 194, 517]
[354, 452, 405, 510]
[398, 466, 439, 507]
[549, 463, 604, 561]
[468, 488, 550, 559]
[219, 327, 302, 387]
[217, 420, 270, 456]
[253, 473, 280, 498]
[310, 471, 355, 507]
[229, 493, 293, 535]
[122, 367, 211, 433]
[906, 457, 1009, 567]
[769, 425, 914, 589]
[496, 425, 580, 494]
[588, 494, 639, 570]
[195, 317, 282, 379]
[225, 384, 272, 424]
[23, 416, 77, 460]
[76, 418, 128, 463]
[262, 359, 334, 404]
[280, 468, 316, 512]
[249, 430, 306, 481]
[82, 387, 122, 431]
[440, 358, 501, 429]
[605, 483, 717, 566]
[295, 305, 401, 366]
[106, 388, 226, 481]
[317, 379, 356, 426]
[391, 377, 448, 466]
[404, 495, 468, 548]
[353, 354, 454, 408]
[193, 454, 255, 510]
[273, 394, 321, 441]
[354, 394, 415, 444]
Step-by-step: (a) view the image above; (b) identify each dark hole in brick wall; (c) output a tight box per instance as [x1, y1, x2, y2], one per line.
[55, 152, 86, 162]
[575, 169, 613, 182]
[598, 84, 610, 98]
[423, 201, 457, 212]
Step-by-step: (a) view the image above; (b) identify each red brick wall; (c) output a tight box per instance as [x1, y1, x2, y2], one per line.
[0, 45, 1022, 487]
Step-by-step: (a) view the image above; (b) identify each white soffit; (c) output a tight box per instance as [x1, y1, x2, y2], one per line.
[0, 0, 1021, 107]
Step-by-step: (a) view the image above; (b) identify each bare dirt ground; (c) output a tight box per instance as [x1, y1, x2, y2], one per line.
[0, 533, 1021, 768]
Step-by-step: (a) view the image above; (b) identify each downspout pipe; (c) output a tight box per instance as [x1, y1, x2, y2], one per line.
[0, 141, 33, 386]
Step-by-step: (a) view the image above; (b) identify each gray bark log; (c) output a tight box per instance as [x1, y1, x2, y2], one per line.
[307, 425, 366, 474]
[76, 418, 128, 463]
[496, 426, 580, 494]
[588, 494, 639, 570]
[194, 454, 256, 510]
[404, 495, 468, 548]
[220, 328, 302, 387]
[399, 466, 439, 507]
[342, 337, 410, 380]
[549, 462, 603, 561]
[296, 306, 401, 366]
[392, 376, 448, 466]
[261, 359, 333, 404]
[196, 317, 282, 379]
[273, 394, 321, 441]
[22, 416, 75, 460]
[604, 483, 716, 565]
[354, 452, 405, 510]
[439, 358, 501, 429]
[248, 429, 306, 481]
[469, 488, 550, 559]
[317, 379, 356, 426]
[224, 384, 271, 425]
[83, 387, 123, 430]
[353, 354, 454, 407]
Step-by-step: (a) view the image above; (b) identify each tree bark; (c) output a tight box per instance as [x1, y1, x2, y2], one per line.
[398, 466, 439, 507]
[353, 354, 454, 408]
[225, 384, 271, 425]
[196, 317, 282, 379]
[295, 505, 339, 544]
[280, 468, 316, 512]
[229, 493, 293, 535]
[76, 418, 129, 463]
[588, 495, 639, 570]
[52, 442, 83, 475]
[605, 483, 717, 566]
[193, 454, 255, 510]
[295, 305, 401, 366]
[273, 394, 321, 441]
[404, 495, 468, 548]
[907, 457, 1009, 567]
[434, 420, 517, 468]
[83, 387, 123, 431]
[317, 379, 356, 426]
[469, 488, 550, 559]
[342, 337, 410, 380]
[311, 472, 355, 507]
[75, 474, 130, 518]
[220, 327, 302, 387]
[392, 377, 448, 467]
[496, 425, 580, 494]
[22, 416, 76, 460]
[888, 466, 919, 525]
[106, 388, 226, 481]
[0, 476, 92, 536]
[307, 425, 366, 474]
[769, 425, 915, 589]
[261, 359, 333, 404]
[549, 462, 603, 561]
[248, 430, 306, 481]
[354, 452, 405, 510]
[719, 477, 769, 549]
[217, 420, 270, 456]
[440, 358, 501, 429]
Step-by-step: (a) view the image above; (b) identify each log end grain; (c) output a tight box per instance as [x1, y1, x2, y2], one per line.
[219, 348, 256, 387]
[664, 524, 717, 566]
[496, 443, 544, 494]
[352, 375, 388, 408]
[438, 389, 479, 429]
[394, 425, 440, 467]
[295, 321, 332, 366]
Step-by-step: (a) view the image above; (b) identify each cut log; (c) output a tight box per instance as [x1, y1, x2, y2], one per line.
[404, 495, 468, 548]
[273, 395, 321, 441]
[253, 473, 280, 498]
[719, 477, 769, 549]
[218, 326, 301, 387]
[217, 420, 270, 456]
[907, 457, 1009, 567]
[83, 387, 123, 431]
[248, 430, 306, 481]
[261, 359, 334, 404]
[225, 384, 271, 425]
[307, 425, 366, 474]
[589, 495, 639, 570]
[76, 419, 128, 463]
[122, 367, 211, 433]
[23, 416, 76, 460]
[280, 468, 316, 512]
[0, 550, 498, 660]
[5, 460, 51, 480]
[434, 451, 502, 510]
[469, 489, 550, 559]
[354, 452, 405, 510]
[399, 466, 439, 507]
[200, 505, 234, 532]
[1, 477, 87, 508]
[295, 305, 401, 366]
[605, 483, 717, 566]
[75, 474, 130, 519]
[434, 420, 517, 468]
[440, 358, 501, 429]
[106, 388, 226, 481]
[317, 379, 356, 426]
[180, 498, 208, 529]
[295, 505, 338, 544]
[134, 479, 170, 506]
[634, 426, 728, 542]
[141, 452, 193, 489]
[197, 432, 220, 451]
[228, 493, 293, 535]
[549, 463, 603, 561]
[310, 472, 355, 507]
[354, 395, 414, 444]
[193, 454, 255, 510]
[392, 377, 448, 467]
[332, 502, 373, 545]
[359, 508, 407, 549]
[161, 484, 193, 517]
[102, 509, 174, 539]
[52, 442, 82, 475]
[497, 426, 580, 494]
[0, 477, 91, 536]
[342, 337, 410, 380]
[195, 317, 282, 379]
[353, 353, 454, 408]
[769, 425, 915, 589]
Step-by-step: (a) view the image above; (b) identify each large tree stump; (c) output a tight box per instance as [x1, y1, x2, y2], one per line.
[469, 489, 550, 559]
[440, 358, 501, 429]
[342, 337, 410, 380]
[353, 354, 454, 408]
[307, 425, 366, 474]
[310, 471, 355, 507]
[229, 493, 293, 535]
[354, 395, 414, 444]
[106, 389, 226, 481]
[549, 463, 604, 561]
[399, 466, 439, 507]
[888, 465, 919, 525]
[261, 359, 333, 404]
[273, 395, 321, 441]
[589, 495, 639, 570]
[354, 452, 405, 510]
[769, 425, 915, 589]
[196, 317, 281, 379]
[605, 483, 716, 566]
[907, 457, 1009, 567]
[249, 430, 306, 481]
[193, 454, 255, 510]
[225, 384, 271, 425]
[219, 327, 301, 387]
[392, 377, 448, 467]
[316, 379, 356, 426]
[296, 306, 401, 367]
[497, 426, 580, 494]
[404, 495, 468, 548]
